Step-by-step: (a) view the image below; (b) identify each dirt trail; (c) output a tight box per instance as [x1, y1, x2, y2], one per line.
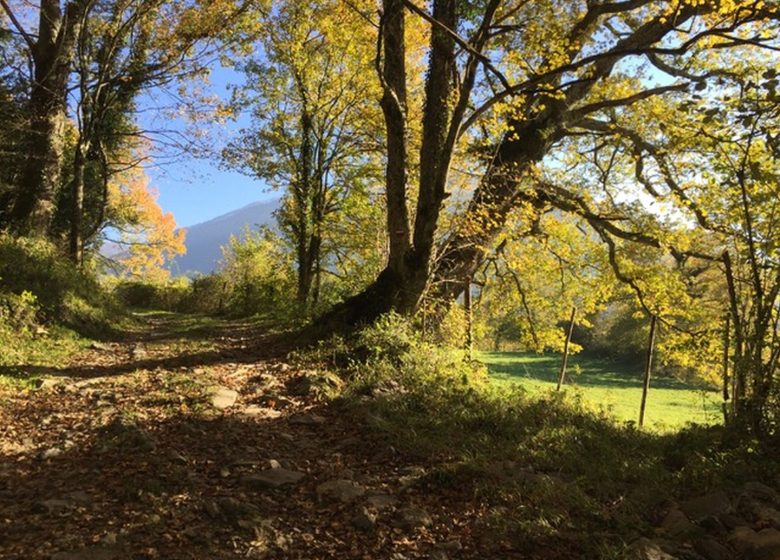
[0, 313, 485, 560]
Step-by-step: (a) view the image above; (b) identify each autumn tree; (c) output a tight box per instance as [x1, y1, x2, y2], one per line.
[315, 0, 779, 332]
[107, 162, 186, 282]
[223, 0, 383, 311]
[0, 0, 263, 245]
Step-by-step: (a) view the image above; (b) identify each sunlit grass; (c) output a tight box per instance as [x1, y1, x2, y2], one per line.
[479, 351, 723, 431]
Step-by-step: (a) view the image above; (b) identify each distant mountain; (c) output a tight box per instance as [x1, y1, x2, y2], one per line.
[169, 198, 279, 276]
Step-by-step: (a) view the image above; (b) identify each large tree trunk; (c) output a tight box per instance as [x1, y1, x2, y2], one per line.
[379, 0, 411, 278]
[309, 0, 456, 331]
[9, 0, 81, 236]
[68, 142, 87, 264]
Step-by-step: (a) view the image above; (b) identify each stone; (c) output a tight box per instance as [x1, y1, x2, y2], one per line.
[394, 506, 433, 530]
[35, 378, 62, 390]
[755, 506, 780, 529]
[242, 405, 282, 419]
[745, 482, 780, 504]
[287, 371, 343, 397]
[681, 492, 733, 523]
[661, 508, 697, 537]
[130, 346, 148, 360]
[40, 447, 63, 460]
[316, 479, 365, 503]
[268, 459, 282, 469]
[694, 538, 734, 560]
[51, 546, 124, 560]
[630, 538, 679, 560]
[33, 498, 71, 514]
[243, 468, 305, 489]
[211, 387, 238, 409]
[205, 496, 262, 528]
[365, 494, 398, 511]
[290, 412, 327, 425]
[352, 506, 377, 531]
[166, 449, 188, 465]
[436, 540, 462, 552]
[89, 342, 111, 351]
[256, 394, 294, 409]
[720, 513, 750, 530]
[730, 526, 780, 559]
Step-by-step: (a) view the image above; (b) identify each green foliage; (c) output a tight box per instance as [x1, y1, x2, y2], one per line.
[217, 227, 297, 320]
[113, 228, 299, 321]
[322, 313, 777, 556]
[0, 234, 116, 334]
[113, 278, 190, 311]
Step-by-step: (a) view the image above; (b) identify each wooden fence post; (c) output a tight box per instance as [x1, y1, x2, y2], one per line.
[723, 314, 731, 418]
[464, 278, 473, 360]
[639, 314, 658, 428]
[556, 306, 577, 391]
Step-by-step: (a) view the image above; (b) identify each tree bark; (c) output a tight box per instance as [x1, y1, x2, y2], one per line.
[379, 0, 411, 277]
[9, 0, 82, 236]
[68, 142, 87, 264]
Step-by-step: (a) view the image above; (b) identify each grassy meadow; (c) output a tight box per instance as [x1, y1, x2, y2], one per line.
[479, 351, 723, 432]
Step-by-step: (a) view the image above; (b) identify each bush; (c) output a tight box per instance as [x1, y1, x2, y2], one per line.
[0, 234, 115, 334]
[113, 278, 189, 311]
[0, 290, 39, 332]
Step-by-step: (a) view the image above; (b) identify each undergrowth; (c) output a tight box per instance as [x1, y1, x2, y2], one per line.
[0, 235, 126, 385]
[295, 312, 779, 558]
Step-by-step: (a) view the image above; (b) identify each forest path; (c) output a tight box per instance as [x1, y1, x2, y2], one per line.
[0, 312, 484, 560]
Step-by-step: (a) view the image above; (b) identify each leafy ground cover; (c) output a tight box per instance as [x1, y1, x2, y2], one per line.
[480, 351, 723, 431]
[1, 312, 777, 560]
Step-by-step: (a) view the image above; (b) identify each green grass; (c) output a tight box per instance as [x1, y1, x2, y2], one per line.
[479, 351, 723, 431]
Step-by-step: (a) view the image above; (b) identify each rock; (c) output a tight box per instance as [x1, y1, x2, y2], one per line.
[40, 447, 63, 460]
[394, 506, 433, 530]
[755, 506, 780, 529]
[35, 378, 62, 390]
[436, 540, 462, 552]
[51, 546, 124, 560]
[730, 526, 780, 559]
[630, 538, 679, 560]
[720, 513, 750, 530]
[242, 405, 282, 418]
[290, 413, 326, 426]
[287, 371, 343, 397]
[256, 394, 295, 409]
[268, 459, 282, 469]
[205, 496, 262, 528]
[89, 342, 111, 351]
[681, 492, 733, 523]
[166, 449, 188, 465]
[352, 506, 377, 531]
[130, 346, 148, 360]
[211, 387, 238, 409]
[661, 508, 698, 537]
[745, 482, 780, 504]
[316, 479, 365, 503]
[243, 468, 305, 489]
[33, 498, 72, 514]
[64, 490, 91, 504]
[365, 494, 398, 511]
[694, 538, 733, 560]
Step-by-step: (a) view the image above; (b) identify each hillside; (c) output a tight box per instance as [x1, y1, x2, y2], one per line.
[170, 199, 279, 276]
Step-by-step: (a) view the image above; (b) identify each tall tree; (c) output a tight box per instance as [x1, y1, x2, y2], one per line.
[317, 0, 779, 330]
[224, 0, 382, 310]
[0, 0, 86, 236]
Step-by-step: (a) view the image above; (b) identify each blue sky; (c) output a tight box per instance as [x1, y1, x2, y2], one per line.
[139, 64, 276, 228]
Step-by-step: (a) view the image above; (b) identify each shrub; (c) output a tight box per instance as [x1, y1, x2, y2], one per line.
[113, 278, 189, 311]
[0, 234, 115, 334]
